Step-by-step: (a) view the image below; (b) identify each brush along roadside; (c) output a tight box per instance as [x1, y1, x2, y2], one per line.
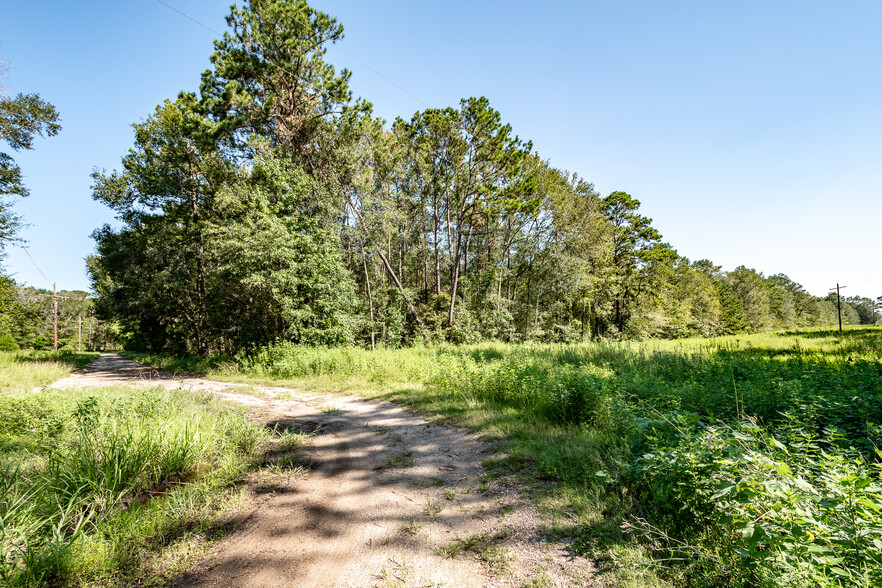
[0, 382, 308, 587]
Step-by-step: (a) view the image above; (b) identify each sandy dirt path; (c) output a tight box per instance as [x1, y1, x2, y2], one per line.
[50, 354, 592, 587]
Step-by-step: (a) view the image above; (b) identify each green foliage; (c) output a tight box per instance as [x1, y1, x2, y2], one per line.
[0, 333, 17, 351]
[0, 65, 61, 248]
[207, 153, 356, 347]
[87, 0, 860, 353]
[90, 0, 364, 355]
[0, 384, 300, 586]
[9, 287, 107, 351]
[633, 421, 882, 587]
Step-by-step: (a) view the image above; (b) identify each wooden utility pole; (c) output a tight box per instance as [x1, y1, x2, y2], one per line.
[53, 283, 58, 350]
[829, 283, 847, 333]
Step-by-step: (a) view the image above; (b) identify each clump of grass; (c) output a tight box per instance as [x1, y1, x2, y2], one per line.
[0, 385, 303, 586]
[424, 497, 444, 521]
[436, 530, 509, 563]
[375, 450, 414, 470]
[401, 520, 425, 535]
[409, 478, 443, 490]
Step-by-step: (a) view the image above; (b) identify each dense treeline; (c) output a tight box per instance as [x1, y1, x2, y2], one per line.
[86, 0, 878, 354]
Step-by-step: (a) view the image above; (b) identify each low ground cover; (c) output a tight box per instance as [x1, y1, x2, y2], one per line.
[0, 351, 97, 394]
[134, 326, 882, 587]
[0, 355, 307, 587]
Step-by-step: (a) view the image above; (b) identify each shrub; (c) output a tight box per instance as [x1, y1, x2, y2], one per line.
[631, 420, 882, 587]
[0, 334, 19, 351]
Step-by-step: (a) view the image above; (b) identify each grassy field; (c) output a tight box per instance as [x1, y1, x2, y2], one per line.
[0, 351, 98, 394]
[134, 326, 882, 587]
[0, 352, 306, 587]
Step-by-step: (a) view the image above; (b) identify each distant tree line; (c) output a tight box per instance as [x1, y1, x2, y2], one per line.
[0, 282, 118, 351]
[83, 0, 879, 354]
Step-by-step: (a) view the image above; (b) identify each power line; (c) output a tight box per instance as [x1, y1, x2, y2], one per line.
[17, 246, 52, 288]
[153, 0, 428, 107]
[155, 0, 223, 37]
[331, 45, 428, 107]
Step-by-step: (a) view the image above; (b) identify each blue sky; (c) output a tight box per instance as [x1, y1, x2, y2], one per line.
[1, 1, 880, 299]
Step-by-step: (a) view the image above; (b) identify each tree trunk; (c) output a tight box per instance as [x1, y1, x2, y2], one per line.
[189, 164, 209, 355]
[447, 224, 473, 329]
[362, 249, 375, 350]
[434, 205, 441, 296]
[377, 249, 423, 327]
[581, 299, 587, 341]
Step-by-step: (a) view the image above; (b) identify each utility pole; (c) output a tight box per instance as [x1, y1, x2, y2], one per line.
[829, 283, 847, 333]
[32, 287, 69, 351]
[53, 283, 58, 350]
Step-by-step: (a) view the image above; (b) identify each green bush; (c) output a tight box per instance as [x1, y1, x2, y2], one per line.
[0, 334, 19, 351]
[632, 420, 882, 587]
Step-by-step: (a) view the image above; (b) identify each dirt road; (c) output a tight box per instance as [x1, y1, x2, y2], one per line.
[50, 354, 591, 587]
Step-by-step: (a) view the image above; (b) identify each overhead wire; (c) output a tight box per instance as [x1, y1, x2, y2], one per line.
[154, 0, 428, 107]
[17, 246, 53, 288]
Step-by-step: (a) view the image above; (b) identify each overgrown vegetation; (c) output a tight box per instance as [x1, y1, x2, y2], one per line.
[142, 327, 882, 586]
[0, 364, 306, 587]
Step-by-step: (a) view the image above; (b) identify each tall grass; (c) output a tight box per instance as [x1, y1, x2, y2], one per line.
[0, 385, 302, 587]
[0, 351, 98, 393]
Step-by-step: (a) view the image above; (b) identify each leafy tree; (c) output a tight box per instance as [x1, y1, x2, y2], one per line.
[725, 267, 775, 332]
[393, 98, 535, 335]
[716, 280, 750, 334]
[0, 61, 61, 248]
[824, 292, 861, 326]
[845, 296, 877, 325]
[199, 0, 361, 175]
[9, 286, 105, 350]
[206, 153, 355, 347]
[91, 0, 362, 353]
[92, 97, 226, 352]
[85, 0, 854, 351]
[599, 191, 667, 335]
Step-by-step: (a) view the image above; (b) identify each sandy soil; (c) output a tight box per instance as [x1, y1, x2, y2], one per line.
[50, 354, 594, 587]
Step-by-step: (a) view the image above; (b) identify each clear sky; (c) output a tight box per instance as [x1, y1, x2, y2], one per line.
[1, 1, 880, 299]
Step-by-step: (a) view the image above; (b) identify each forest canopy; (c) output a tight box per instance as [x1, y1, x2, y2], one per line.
[86, 0, 875, 355]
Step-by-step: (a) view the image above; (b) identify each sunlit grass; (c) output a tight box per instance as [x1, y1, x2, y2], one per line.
[0, 379, 307, 586]
[0, 350, 98, 394]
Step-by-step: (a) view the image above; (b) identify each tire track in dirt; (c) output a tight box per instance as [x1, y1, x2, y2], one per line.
[50, 354, 593, 587]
